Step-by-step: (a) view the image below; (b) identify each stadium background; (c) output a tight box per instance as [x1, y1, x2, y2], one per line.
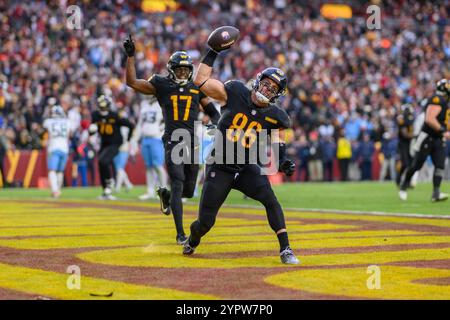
[0, 0, 449, 188]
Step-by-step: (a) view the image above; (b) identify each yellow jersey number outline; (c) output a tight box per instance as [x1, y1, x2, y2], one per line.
[170, 95, 192, 121]
[99, 123, 113, 135]
[226, 112, 262, 148]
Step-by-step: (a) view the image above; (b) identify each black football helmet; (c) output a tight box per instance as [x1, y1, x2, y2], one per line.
[436, 79, 449, 96]
[97, 95, 112, 115]
[167, 51, 194, 85]
[253, 67, 287, 103]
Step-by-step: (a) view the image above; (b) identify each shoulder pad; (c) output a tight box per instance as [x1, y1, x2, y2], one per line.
[430, 95, 442, 105]
[275, 107, 291, 128]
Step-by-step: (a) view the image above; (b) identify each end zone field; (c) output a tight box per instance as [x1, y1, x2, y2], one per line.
[0, 182, 449, 299]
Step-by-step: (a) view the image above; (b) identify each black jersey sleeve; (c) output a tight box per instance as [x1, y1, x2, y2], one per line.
[148, 74, 167, 93]
[91, 111, 100, 123]
[224, 80, 248, 102]
[276, 107, 291, 129]
[117, 113, 135, 141]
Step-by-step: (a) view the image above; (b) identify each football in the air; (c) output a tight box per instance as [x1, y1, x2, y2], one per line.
[207, 26, 240, 51]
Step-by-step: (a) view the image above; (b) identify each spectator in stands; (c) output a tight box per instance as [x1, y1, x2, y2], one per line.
[294, 133, 310, 182]
[307, 131, 323, 182]
[379, 131, 398, 182]
[320, 135, 335, 182]
[336, 129, 352, 181]
[358, 133, 375, 181]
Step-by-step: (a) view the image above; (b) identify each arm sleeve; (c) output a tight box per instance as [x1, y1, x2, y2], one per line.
[203, 102, 221, 125]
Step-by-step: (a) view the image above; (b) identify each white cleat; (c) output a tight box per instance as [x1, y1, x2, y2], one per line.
[98, 194, 117, 201]
[51, 191, 61, 199]
[138, 193, 155, 201]
[399, 190, 408, 201]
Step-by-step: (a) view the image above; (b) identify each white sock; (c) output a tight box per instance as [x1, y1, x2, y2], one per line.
[154, 166, 167, 188]
[116, 170, 124, 192]
[122, 170, 133, 189]
[57, 172, 64, 190]
[49, 171, 58, 193]
[146, 169, 156, 195]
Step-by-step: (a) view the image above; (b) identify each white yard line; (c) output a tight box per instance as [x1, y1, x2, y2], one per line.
[218, 203, 450, 219]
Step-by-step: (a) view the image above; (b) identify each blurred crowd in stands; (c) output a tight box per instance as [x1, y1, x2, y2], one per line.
[0, 0, 449, 184]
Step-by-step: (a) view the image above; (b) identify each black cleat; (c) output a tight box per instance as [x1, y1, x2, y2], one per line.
[280, 246, 300, 265]
[156, 187, 171, 215]
[176, 234, 188, 245]
[183, 237, 196, 255]
[432, 192, 449, 202]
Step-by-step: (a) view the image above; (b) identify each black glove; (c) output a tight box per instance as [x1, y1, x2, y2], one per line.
[123, 34, 135, 57]
[279, 159, 295, 177]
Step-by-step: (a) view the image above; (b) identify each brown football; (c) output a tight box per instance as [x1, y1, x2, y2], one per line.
[207, 26, 240, 51]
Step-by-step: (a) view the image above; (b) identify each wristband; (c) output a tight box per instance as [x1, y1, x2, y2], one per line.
[203, 102, 220, 125]
[201, 48, 218, 67]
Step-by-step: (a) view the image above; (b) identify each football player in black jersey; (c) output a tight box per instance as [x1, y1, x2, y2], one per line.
[183, 46, 299, 264]
[90, 95, 135, 200]
[124, 35, 220, 245]
[396, 103, 415, 186]
[399, 79, 450, 202]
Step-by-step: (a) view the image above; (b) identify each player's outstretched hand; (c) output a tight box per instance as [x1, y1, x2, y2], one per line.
[123, 34, 135, 57]
[280, 159, 295, 177]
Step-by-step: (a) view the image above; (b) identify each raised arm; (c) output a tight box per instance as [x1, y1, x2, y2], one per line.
[124, 35, 156, 95]
[194, 50, 227, 105]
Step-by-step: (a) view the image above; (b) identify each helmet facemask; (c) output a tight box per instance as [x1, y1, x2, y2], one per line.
[253, 76, 282, 105]
[168, 65, 193, 85]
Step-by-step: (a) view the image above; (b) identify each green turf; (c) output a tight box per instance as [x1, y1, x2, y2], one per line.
[0, 182, 448, 216]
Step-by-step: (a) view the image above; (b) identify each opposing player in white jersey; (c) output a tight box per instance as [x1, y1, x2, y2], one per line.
[131, 97, 167, 200]
[114, 111, 134, 193]
[43, 105, 71, 198]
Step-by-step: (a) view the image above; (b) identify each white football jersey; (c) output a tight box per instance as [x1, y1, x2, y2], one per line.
[137, 99, 164, 139]
[119, 126, 130, 152]
[43, 118, 71, 153]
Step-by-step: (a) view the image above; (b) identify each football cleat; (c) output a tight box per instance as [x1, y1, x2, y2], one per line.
[432, 192, 449, 202]
[51, 191, 61, 199]
[98, 194, 117, 201]
[138, 193, 155, 201]
[183, 241, 196, 255]
[156, 186, 171, 215]
[176, 234, 188, 245]
[280, 247, 300, 265]
[398, 190, 408, 201]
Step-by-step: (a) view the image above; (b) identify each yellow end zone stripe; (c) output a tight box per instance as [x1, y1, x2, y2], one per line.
[6, 150, 20, 183]
[0, 262, 217, 300]
[23, 150, 39, 188]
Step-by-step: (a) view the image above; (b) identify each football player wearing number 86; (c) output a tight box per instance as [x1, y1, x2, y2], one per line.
[124, 34, 220, 245]
[184, 27, 299, 264]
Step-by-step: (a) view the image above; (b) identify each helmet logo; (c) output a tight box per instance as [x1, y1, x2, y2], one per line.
[276, 69, 284, 76]
[271, 74, 281, 82]
[180, 55, 187, 59]
[221, 31, 230, 40]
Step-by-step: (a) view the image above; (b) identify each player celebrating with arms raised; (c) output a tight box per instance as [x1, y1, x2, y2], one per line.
[124, 35, 220, 245]
[183, 26, 299, 264]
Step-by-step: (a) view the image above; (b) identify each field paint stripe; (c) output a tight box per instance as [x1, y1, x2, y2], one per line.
[201, 202, 450, 220]
[23, 150, 39, 188]
[11, 199, 450, 220]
